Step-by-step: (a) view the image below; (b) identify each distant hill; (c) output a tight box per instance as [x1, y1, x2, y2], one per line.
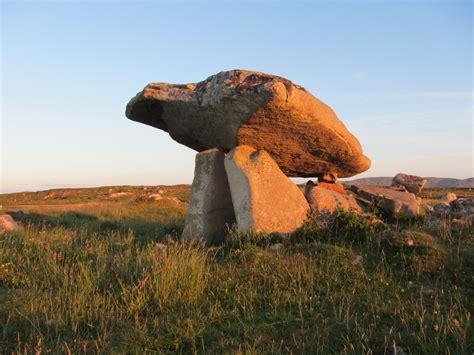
[346, 177, 474, 188]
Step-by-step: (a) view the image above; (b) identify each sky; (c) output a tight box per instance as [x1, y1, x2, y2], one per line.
[1, 0, 473, 193]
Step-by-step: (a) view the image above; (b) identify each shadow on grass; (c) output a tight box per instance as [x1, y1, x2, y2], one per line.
[8, 210, 184, 244]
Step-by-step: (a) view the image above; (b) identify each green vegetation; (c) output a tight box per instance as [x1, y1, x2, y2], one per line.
[0, 187, 473, 353]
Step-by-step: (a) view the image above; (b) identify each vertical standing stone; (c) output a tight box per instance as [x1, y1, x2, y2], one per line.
[182, 148, 236, 245]
[224, 145, 309, 234]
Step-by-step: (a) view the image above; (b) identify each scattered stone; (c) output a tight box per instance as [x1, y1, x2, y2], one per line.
[392, 173, 427, 195]
[305, 181, 362, 216]
[451, 197, 474, 215]
[420, 204, 434, 213]
[433, 202, 451, 214]
[269, 243, 285, 252]
[108, 192, 131, 199]
[351, 185, 419, 217]
[0, 214, 21, 233]
[224, 145, 309, 234]
[182, 148, 236, 245]
[442, 192, 457, 202]
[155, 243, 167, 256]
[318, 181, 346, 194]
[126, 69, 371, 178]
[361, 213, 384, 225]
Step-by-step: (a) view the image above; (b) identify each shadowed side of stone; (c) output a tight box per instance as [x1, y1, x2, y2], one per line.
[182, 148, 236, 245]
[224, 145, 309, 234]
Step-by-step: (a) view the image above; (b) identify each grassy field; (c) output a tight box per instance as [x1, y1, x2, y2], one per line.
[0, 186, 473, 353]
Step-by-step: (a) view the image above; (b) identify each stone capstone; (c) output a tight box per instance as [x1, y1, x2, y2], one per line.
[182, 148, 236, 245]
[224, 145, 309, 234]
[126, 70, 371, 178]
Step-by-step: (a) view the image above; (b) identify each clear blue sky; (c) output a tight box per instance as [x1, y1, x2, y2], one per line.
[1, 0, 472, 193]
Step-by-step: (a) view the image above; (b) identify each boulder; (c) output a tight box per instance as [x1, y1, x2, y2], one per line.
[305, 181, 362, 216]
[224, 145, 309, 234]
[351, 185, 420, 217]
[126, 70, 371, 178]
[442, 192, 457, 202]
[391, 173, 427, 195]
[182, 148, 236, 245]
[0, 214, 21, 233]
[450, 197, 474, 216]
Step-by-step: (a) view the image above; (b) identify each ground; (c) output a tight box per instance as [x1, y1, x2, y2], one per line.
[0, 186, 472, 353]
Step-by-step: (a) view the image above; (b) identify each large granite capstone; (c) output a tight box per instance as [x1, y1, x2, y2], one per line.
[126, 70, 371, 178]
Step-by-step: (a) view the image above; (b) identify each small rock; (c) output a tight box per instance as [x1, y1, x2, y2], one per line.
[0, 214, 21, 233]
[305, 181, 362, 217]
[269, 243, 284, 251]
[421, 204, 434, 213]
[317, 172, 338, 183]
[434, 202, 451, 214]
[442, 192, 457, 202]
[148, 193, 162, 200]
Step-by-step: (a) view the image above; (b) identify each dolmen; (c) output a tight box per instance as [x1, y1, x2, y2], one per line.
[126, 69, 377, 244]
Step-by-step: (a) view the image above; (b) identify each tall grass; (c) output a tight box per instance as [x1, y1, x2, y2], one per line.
[0, 205, 472, 353]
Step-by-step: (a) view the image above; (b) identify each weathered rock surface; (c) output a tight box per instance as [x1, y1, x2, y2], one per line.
[182, 148, 236, 245]
[318, 181, 346, 194]
[305, 181, 362, 216]
[392, 173, 427, 195]
[352, 185, 420, 217]
[0, 214, 20, 233]
[224, 145, 309, 234]
[126, 70, 371, 178]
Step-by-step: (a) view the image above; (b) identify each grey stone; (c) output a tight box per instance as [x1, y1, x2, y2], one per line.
[352, 185, 420, 217]
[392, 173, 427, 195]
[182, 148, 236, 245]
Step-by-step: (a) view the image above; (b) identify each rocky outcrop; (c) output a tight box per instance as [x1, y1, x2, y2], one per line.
[391, 173, 427, 195]
[182, 149, 236, 245]
[352, 185, 420, 217]
[305, 181, 362, 216]
[126, 70, 370, 178]
[224, 145, 309, 234]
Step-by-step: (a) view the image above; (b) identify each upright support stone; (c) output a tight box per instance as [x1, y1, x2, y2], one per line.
[224, 145, 309, 234]
[182, 148, 236, 245]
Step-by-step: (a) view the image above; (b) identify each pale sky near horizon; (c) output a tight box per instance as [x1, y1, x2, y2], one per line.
[1, 0, 473, 193]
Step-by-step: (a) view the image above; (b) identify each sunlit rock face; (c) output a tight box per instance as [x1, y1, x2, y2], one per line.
[126, 69, 371, 178]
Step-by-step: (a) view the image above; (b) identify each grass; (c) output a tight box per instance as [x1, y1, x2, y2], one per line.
[0, 186, 473, 353]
